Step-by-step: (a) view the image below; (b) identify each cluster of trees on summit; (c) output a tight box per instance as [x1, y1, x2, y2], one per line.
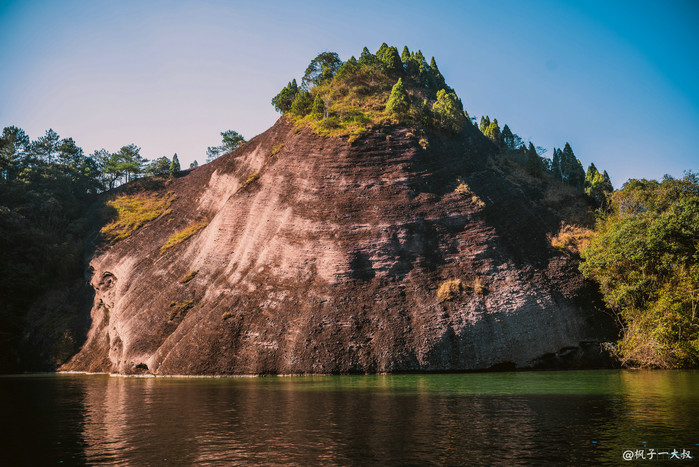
[272, 44, 469, 135]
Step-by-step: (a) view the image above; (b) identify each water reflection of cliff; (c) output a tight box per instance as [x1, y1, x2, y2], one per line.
[7, 371, 690, 465]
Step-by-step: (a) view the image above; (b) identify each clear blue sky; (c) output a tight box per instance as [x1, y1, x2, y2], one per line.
[1, 0, 697, 187]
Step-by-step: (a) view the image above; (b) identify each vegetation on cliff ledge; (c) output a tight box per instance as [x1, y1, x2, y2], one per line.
[161, 219, 209, 253]
[101, 192, 176, 243]
[272, 44, 467, 141]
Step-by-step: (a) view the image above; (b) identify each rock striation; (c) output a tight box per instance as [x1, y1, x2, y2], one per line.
[62, 117, 616, 375]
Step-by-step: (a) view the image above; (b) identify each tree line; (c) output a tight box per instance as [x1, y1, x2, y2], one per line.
[0, 126, 201, 192]
[473, 116, 614, 208]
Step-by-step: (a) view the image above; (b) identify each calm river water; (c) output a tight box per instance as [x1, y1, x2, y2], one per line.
[1, 370, 698, 465]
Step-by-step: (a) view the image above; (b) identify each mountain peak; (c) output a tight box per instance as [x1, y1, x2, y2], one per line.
[272, 44, 467, 143]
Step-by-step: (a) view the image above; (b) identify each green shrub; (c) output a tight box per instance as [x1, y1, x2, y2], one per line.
[581, 173, 699, 368]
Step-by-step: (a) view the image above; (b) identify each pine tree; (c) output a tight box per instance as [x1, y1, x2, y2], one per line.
[401, 46, 411, 63]
[381, 46, 403, 74]
[34, 129, 60, 164]
[336, 56, 359, 79]
[585, 163, 599, 190]
[559, 142, 585, 190]
[146, 156, 171, 176]
[271, 79, 300, 113]
[376, 42, 389, 61]
[207, 130, 246, 162]
[526, 143, 543, 176]
[57, 137, 84, 167]
[302, 52, 342, 89]
[585, 163, 614, 207]
[551, 148, 562, 180]
[405, 51, 419, 77]
[190, 160, 198, 169]
[358, 47, 376, 67]
[170, 153, 180, 175]
[385, 78, 410, 117]
[412, 50, 429, 84]
[426, 56, 446, 91]
[501, 124, 515, 150]
[479, 116, 490, 133]
[289, 91, 312, 116]
[484, 119, 501, 143]
[432, 89, 466, 133]
[0, 126, 30, 179]
[312, 94, 325, 117]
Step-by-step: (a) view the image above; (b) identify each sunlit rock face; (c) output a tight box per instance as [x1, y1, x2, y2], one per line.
[62, 118, 615, 375]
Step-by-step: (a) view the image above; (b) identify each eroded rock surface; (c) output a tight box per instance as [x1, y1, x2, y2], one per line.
[62, 118, 615, 375]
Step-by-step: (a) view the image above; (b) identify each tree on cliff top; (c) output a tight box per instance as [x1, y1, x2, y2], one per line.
[207, 130, 246, 162]
[301, 52, 342, 89]
[169, 153, 180, 175]
[432, 89, 466, 133]
[272, 79, 299, 113]
[385, 78, 410, 117]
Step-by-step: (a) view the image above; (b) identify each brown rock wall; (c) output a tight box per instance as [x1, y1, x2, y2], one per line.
[62, 118, 616, 375]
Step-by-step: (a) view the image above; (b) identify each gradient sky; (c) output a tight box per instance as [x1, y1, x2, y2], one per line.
[1, 0, 697, 187]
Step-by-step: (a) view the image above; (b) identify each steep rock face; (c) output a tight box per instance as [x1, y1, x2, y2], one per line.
[63, 118, 615, 375]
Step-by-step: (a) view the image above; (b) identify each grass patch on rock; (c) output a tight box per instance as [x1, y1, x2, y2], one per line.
[454, 179, 485, 208]
[470, 276, 488, 295]
[240, 172, 260, 190]
[161, 220, 209, 254]
[270, 143, 284, 156]
[169, 299, 194, 320]
[549, 223, 593, 255]
[437, 278, 463, 302]
[179, 270, 198, 284]
[101, 192, 176, 243]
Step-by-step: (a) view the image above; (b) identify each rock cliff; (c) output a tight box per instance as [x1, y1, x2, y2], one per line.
[62, 117, 615, 375]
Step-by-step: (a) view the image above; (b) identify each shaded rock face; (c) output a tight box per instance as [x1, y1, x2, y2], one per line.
[63, 118, 616, 375]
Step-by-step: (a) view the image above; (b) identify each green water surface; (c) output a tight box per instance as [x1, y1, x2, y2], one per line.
[1, 370, 697, 465]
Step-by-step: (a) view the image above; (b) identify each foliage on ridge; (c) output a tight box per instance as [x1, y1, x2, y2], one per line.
[271, 43, 467, 141]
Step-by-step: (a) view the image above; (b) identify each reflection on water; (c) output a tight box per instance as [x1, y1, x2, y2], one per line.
[1, 370, 698, 465]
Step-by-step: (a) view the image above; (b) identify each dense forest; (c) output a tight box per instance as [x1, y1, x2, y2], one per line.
[582, 173, 699, 368]
[0, 43, 696, 371]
